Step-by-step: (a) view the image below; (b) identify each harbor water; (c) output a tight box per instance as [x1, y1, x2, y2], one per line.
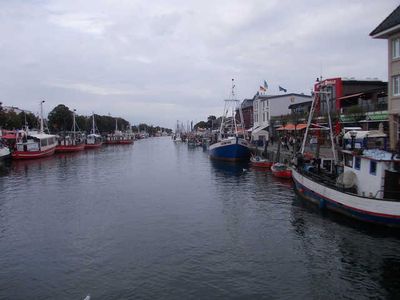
[1, 137, 400, 299]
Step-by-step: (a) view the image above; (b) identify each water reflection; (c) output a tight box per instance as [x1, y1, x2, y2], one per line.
[210, 160, 249, 177]
[290, 194, 400, 298]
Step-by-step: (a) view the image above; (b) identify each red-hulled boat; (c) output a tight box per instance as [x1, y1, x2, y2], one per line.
[56, 141, 85, 152]
[104, 118, 134, 145]
[271, 163, 292, 179]
[13, 131, 57, 159]
[250, 155, 273, 169]
[55, 110, 86, 153]
[85, 134, 103, 149]
[12, 101, 57, 160]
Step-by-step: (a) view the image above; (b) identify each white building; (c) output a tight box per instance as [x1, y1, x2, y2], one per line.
[252, 93, 312, 141]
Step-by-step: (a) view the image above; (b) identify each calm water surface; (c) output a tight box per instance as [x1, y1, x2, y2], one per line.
[1, 137, 400, 299]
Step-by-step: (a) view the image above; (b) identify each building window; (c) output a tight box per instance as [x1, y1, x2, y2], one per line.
[370, 161, 377, 175]
[392, 38, 400, 59]
[354, 157, 361, 170]
[393, 75, 400, 96]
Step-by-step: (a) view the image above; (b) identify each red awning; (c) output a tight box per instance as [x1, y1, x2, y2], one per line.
[276, 123, 307, 131]
[338, 92, 364, 100]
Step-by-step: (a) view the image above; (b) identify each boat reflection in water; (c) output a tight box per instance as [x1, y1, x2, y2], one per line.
[210, 160, 249, 177]
[290, 195, 400, 299]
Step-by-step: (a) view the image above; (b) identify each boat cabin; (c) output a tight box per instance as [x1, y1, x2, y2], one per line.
[343, 130, 387, 151]
[16, 132, 57, 152]
[341, 149, 400, 200]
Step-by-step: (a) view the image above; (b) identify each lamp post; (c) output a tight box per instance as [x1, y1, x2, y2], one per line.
[40, 100, 45, 133]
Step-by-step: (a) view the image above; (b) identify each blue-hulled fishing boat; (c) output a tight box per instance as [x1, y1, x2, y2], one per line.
[209, 79, 250, 162]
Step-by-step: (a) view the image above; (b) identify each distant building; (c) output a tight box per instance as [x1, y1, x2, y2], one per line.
[240, 98, 254, 130]
[314, 77, 387, 114]
[288, 101, 312, 114]
[252, 93, 312, 141]
[2, 106, 31, 114]
[370, 4, 400, 150]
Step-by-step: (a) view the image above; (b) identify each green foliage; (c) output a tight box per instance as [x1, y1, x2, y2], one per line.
[0, 107, 39, 130]
[48, 104, 73, 132]
[194, 121, 208, 129]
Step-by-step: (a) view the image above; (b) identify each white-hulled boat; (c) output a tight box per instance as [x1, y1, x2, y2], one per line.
[292, 90, 400, 227]
[85, 113, 103, 149]
[12, 101, 57, 160]
[209, 79, 250, 162]
[0, 137, 11, 160]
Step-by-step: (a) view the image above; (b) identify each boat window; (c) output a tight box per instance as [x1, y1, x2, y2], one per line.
[344, 153, 353, 168]
[370, 161, 377, 175]
[322, 160, 332, 172]
[354, 157, 361, 170]
[41, 139, 48, 147]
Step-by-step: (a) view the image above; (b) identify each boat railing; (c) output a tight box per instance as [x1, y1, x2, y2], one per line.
[298, 167, 400, 202]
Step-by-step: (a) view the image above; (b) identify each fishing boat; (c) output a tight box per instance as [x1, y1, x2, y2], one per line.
[209, 79, 250, 161]
[250, 155, 273, 168]
[271, 162, 292, 178]
[12, 101, 57, 159]
[85, 113, 103, 149]
[105, 119, 134, 145]
[55, 110, 85, 153]
[292, 90, 400, 227]
[173, 121, 183, 142]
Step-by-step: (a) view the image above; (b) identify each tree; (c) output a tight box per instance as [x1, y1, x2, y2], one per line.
[207, 115, 217, 129]
[194, 121, 208, 129]
[48, 104, 73, 132]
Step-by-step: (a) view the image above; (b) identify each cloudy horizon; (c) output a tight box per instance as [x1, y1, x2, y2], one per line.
[0, 0, 397, 129]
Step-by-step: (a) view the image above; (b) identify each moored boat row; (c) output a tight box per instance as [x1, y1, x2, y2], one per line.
[1, 103, 134, 160]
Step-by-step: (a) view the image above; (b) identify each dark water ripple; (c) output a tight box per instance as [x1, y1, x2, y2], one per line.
[0, 137, 400, 299]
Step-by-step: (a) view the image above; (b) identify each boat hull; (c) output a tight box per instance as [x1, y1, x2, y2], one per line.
[12, 146, 56, 160]
[209, 138, 250, 162]
[292, 168, 400, 227]
[105, 139, 134, 145]
[85, 142, 103, 149]
[250, 157, 272, 168]
[55, 144, 85, 153]
[0, 147, 11, 160]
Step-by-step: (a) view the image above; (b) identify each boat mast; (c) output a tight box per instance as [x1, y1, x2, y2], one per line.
[232, 79, 238, 136]
[115, 118, 118, 131]
[301, 95, 317, 154]
[324, 92, 337, 162]
[92, 112, 95, 134]
[300, 90, 336, 162]
[72, 109, 76, 140]
[40, 100, 45, 133]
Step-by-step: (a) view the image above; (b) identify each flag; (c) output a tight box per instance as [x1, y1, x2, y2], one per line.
[263, 80, 268, 89]
[279, 86, 287, 93]
[259, 86, 266, 92]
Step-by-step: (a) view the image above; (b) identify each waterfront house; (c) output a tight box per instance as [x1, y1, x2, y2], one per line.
[252, 93, 312, 141]
[370, 4, 400, 151]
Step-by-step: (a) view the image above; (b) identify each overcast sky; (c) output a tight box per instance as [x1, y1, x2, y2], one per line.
[0, 0, 398, 129]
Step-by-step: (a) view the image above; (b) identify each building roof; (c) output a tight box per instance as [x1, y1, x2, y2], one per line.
[370, 5, 400, 38]
[288, 101, 312, 109]
[257, 93, 312, 101]
[241, 98, 254, 109]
